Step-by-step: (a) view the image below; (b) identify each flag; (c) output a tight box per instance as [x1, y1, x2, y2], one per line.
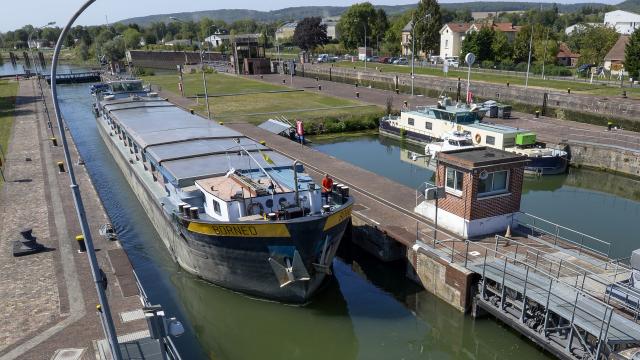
[466, 90, 473, 104]
[260, 150, 275, 165]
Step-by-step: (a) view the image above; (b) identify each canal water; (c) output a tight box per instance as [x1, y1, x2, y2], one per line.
[54, 81, 640, 360]
[311, 134, 640, 259]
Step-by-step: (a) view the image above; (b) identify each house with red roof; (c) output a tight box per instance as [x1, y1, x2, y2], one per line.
[556, 42, 580, 67]
[438, 21, 521, 60]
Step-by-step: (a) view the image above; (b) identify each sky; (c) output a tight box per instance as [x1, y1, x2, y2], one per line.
[0, 0, 623, 32]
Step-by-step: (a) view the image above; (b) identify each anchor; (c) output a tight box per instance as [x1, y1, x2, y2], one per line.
[268, 250, 310, 288]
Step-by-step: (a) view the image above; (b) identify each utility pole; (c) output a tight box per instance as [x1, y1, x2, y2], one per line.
[411, 14, 431, 96]
[171, 17, 211, 119]
[525, 28, 533, 89]
[541, 29, 549, 80]
[364, 23, 367, 70]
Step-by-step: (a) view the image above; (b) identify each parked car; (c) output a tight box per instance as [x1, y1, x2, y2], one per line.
[329, 56, 340, 62]
[388, 57, 398, 64]
[394, 57, 408, 65]
[447, 60, 459, 68]
[576, 63, 594, 76]
[317, 54, 329, 63]
[378, 56, 390, 64]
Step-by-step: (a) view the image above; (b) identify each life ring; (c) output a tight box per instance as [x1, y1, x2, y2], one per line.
[474, 133, 482, 144]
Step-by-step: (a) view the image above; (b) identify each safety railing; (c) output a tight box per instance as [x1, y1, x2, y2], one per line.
[422, 231, 640, 323]
[427, 236, 622, 357]
[513, 211, 612, 258]
[132, 270, 183, 360]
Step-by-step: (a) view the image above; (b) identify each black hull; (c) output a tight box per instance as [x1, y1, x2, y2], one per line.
[524, 155, 569, 175]
[96, 114, 352, 303]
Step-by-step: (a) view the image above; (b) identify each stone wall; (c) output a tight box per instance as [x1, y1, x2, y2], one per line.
[567, 141, 640, 178]
[128, 50, 226, 69]
[407, 247, 475, 312]
[300, 64, 640, 126]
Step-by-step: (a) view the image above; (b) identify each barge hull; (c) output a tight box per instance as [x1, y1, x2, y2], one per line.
[96, 115, 351, 303]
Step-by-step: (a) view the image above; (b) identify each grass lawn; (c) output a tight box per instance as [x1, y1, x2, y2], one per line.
[0, 79, 18, 188]
[334, 61, 640, 99]
[142, 72, 383, 124]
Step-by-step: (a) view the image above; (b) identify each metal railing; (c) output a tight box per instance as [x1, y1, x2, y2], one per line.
[132, 270, 183, 360]
[419, 236, 623, 358]
[513, 211, 612, 258]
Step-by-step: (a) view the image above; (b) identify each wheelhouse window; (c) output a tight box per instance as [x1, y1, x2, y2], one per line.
[445, 167, 464, 194]
[425, 121, 432, 130]
[212, 200, 222, 215]
[486, 135, 496, 145]
[408, 118, 415, 126]
[478, 170, 509, 196]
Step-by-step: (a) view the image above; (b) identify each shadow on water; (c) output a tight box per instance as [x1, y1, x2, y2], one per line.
[59, 81, 556, 360]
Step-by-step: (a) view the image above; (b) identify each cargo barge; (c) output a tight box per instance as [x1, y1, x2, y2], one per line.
[93, 80, 353, 303]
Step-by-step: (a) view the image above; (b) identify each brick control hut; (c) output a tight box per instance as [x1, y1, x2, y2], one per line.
[415, 147, 527, 238]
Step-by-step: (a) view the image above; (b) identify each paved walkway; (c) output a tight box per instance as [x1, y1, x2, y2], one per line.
[248, 73, 640, 152]
[0, 78, 147, 360]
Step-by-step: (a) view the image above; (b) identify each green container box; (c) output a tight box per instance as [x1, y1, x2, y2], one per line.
[515, 132, 536, 146]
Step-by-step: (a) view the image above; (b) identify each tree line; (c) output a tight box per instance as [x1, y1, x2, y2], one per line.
[2, 0, 637, 77]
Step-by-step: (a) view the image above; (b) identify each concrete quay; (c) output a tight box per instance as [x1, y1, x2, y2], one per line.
[248, 72, 640, 178]
[0, 78, 149, 360]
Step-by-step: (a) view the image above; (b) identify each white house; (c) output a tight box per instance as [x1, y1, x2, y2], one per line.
[604, 10, 640, 34]
[275, 22, 297, 41]
[564, 23, 600, 35]
[322, 17, 340, 40]
[438, 23, 471, 59]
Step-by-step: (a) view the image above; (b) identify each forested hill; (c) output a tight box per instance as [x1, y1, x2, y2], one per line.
[618, 0, 640, 12]
[118, 2, 612, 26]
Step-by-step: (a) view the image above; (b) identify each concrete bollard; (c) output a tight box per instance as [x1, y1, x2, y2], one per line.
[219, 121, 224, 125]
[506, 82, 510, 87]
[57, 161, 65, 173]
[356, 92, 360, 98]
[395, 88, 399, 94]
[355, 83, 358, 88]
[189, 109, 194, 114]
[259, 140, 266, 146]
[50, 137, 58, 147]
[76, 234, 86, 253]
[623, 90, 627, 98]
[567, 88, 571, 94]
[318, 85, 322, 91]
[282, 79, 286, 84]
[260, 75, 263, 79]
[403, 101, 408, 107]
[535, 110, 540, 118]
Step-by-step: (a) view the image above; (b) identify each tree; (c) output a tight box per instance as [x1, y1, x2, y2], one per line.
[370, 9, 389, 50]
[512, 25, 533, 63]
[475, 27, 495, 62]
[626, 29, 640, 79]
[102, 37, 125, 62]
[533, 38, 558, 65]
[123, 28, 142, 49]
[338, 2, 378, 49]
[492, 30, 512, 62]
[293, 17, 328, 52]
[412, 0, 443, 57]
[383, 10, 412, 55]
[460, 31, 478, 60]
[568, 25, 618, 65]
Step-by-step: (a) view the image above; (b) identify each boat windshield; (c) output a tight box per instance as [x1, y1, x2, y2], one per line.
[449, 139, 473, 146]
[110, 81, 143, 93]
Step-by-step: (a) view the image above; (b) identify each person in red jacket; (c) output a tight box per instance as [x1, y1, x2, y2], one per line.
[321, 174, 333, 205]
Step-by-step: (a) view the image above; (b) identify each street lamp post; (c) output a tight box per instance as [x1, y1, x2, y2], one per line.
[410, 14, 431, 96]
[49, 1, 123, 359]
[171, 17, 211, 120]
